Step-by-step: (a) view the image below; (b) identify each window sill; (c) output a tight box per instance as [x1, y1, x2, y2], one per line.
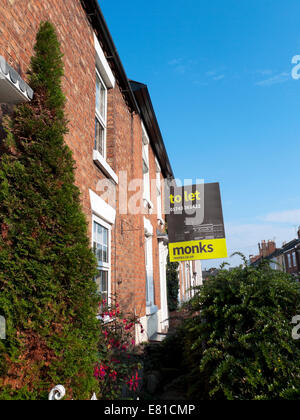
[146, 305, 158, 316]
[93, 150, 118, 184]
[97, 315, 115, 325]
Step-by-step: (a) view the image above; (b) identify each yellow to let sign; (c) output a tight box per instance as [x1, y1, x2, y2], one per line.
[169, 238, 228, 262]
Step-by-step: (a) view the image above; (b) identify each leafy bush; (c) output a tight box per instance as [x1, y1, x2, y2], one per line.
[185, 260, 300, 400]
[167, 256, 179, 312]
[0, 22, 99, 400]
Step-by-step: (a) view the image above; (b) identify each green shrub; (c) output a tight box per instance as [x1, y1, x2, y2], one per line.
[167, 256, 179, 312]
[0, 22, 99, 400]
[185, 260, 300, 400]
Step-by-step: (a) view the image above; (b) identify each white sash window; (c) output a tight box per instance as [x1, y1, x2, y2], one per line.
[95, 71, 107, 158]
[92, 215, 111, 302]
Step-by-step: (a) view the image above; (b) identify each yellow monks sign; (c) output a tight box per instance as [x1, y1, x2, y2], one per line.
[169, 238, 228, 262]
[167, 183, 228, 263]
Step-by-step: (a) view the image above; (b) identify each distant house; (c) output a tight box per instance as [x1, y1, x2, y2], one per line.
[249, 229, 300, 280]
[202, 267, 220, 282]
[178, 260, 203, 304]
[281, 229, 300, 278]
[250, 240, 277, 264]
[249, 240, 284, 271]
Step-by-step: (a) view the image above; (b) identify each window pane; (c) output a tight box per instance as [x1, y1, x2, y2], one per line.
[96, 245, 102, 263]
[96, 75, 106, 120]
[103, 246, 108, 263]
[97, 223, 103, 244]
[93, 221, 109, 264]
[103, 228, 108, 246]
[101, 271, 108, 292]
[95, 270, 108, 296]
[100, 83, 105, 118]
[95, 119, 104, 156]
[143, 159, 149, 175]
[96, 76, 100, 113]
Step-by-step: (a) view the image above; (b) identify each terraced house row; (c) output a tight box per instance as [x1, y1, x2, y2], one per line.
[0, 0, 181, 342]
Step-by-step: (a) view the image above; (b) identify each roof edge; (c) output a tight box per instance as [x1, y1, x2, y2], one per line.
[130, 80, 174, 179]
[81, 0, 139, 114]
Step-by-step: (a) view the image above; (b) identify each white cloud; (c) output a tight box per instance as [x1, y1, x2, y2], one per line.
[264, 209, 300, 224]
[206, 70, 226, 81]
[206, 70, 217, 76]
[201, 222, 296, 270]
[255, 72, 290, 87]
[255, 69, 274, 76]
[168, 58, 182, 66]
[213, 74, 225, 81]
[168, 58, 188, 75]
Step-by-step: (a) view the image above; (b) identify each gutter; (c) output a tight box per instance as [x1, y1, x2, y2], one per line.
[81, 0, 174, 179]
[130, 80, 174, 179]
[81, 0, 139, 114]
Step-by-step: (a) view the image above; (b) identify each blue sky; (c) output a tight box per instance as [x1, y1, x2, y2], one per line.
[99, 0, 300, 268]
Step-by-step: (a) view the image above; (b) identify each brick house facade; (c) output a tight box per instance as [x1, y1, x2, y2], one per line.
[178, 260, 203, 304]
[249, 231, 300, 280]
[282, 229, 300, 278]
[0, 0, 174, 342]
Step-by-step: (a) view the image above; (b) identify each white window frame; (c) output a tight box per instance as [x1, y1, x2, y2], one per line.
[287, 254, 292, 268]
[155, 159, 163, 223]
[143, 134, 150, 201]
[156, 173, 162, 220]
[93, 34, 118, 184]
[142, 123, 154, 212]
[144, 217, 157, 315]
[95, 69, 107, 159]
[92, 214, 112, 304]
[94, 33, 115, 89]
[145, 235, 154, 308]
[293, 252, 297, 267]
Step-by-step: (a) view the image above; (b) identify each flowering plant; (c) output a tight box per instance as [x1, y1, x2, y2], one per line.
[94, 296, 143, 399]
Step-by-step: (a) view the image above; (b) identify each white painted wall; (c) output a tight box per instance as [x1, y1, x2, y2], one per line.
[158, 241, 169, 332]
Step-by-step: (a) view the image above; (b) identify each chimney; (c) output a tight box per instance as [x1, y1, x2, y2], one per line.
[267, 240, 276, 255]
[261, 240, 267, 257]
[298, 226, 300, 239]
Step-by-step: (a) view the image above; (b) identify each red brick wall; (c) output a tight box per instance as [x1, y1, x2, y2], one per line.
[0, 0, 102, 217]
[0, 0, 166, 320]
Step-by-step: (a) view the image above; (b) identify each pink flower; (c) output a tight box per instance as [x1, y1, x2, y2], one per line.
[94, 364, 107, 380]
[109, 370, 117, 381]
[127, 371, 141, 391]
